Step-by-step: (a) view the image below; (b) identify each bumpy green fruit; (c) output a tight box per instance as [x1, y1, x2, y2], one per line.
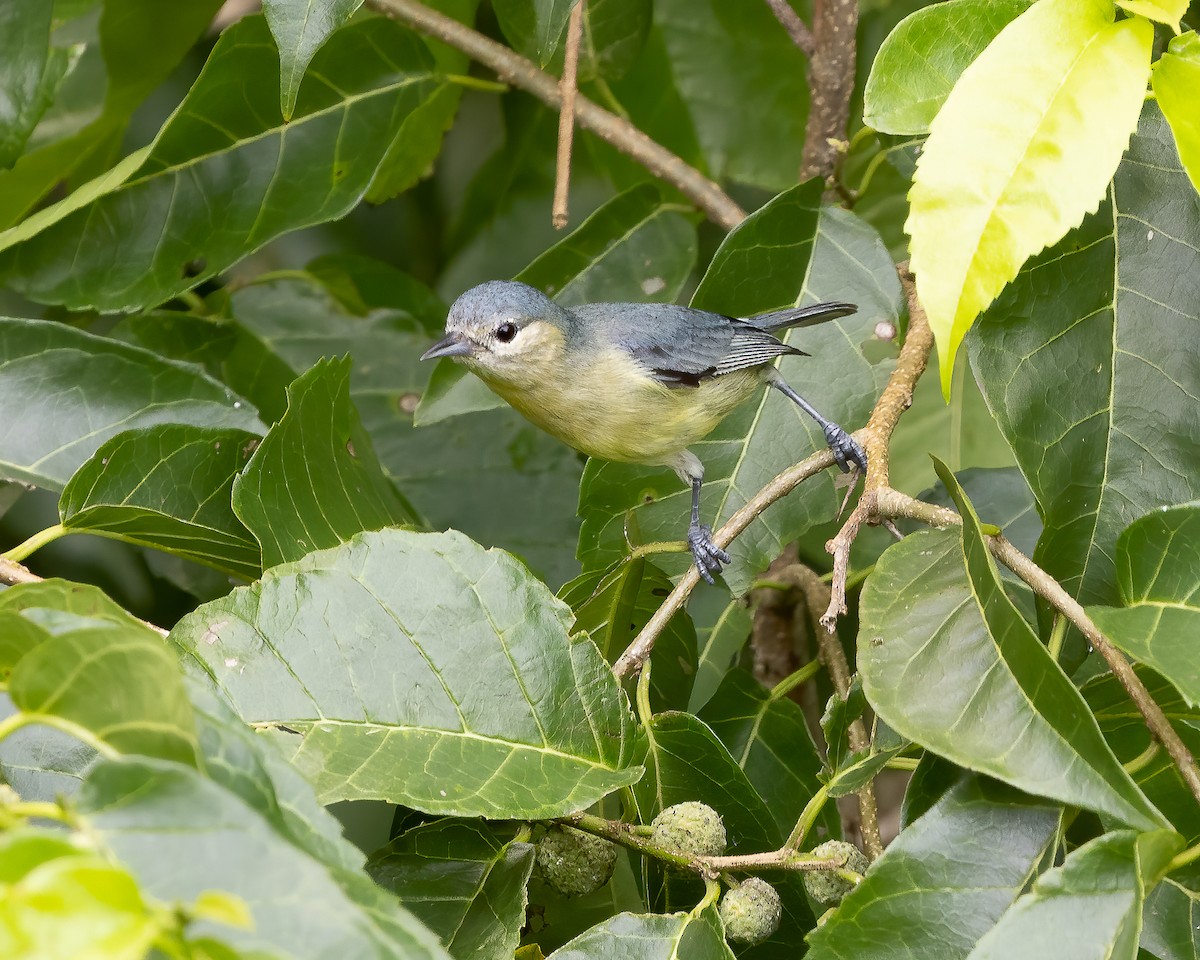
[803, 839, 869, 905]
[649, 801, 727, 858]
[719, 877, 782, 945]
[536, 827, 617, 896]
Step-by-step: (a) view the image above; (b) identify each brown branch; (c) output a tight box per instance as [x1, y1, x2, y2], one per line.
[613, 446, 837, 680]
[364, 0, 747, 231]
[764, 0, 815, 58]
[800, 0, 858, 181]
[551, 2, 584, 229]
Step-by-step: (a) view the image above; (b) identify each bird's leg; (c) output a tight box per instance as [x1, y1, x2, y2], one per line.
[687, 475, 731, 584]
[766, 373, 867, 474]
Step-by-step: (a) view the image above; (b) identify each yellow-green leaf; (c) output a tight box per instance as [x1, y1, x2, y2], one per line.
[1153, 32, 1200, 194]
[906, 0, 1152, 397]
[1115, 0, 1187, 31]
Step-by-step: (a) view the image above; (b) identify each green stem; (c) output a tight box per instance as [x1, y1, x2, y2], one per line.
[769, 659, 824, 701]
[1046, 614, 1067, 663]
[444, 73, 508, 92]
[885, 756, 920, 772]
[694, 876, 722, 913]
[1167, 841, 1200, 874]
[5, 800, 72, 824]
[630, 540, 688, 561]
[635, 657, 654, 729]
[784, 783, 829, 852]
[853, 148, 890, 200]
[1123, 741, 1161, 775]
[3, 523, 67, 563]
[175, 290, 207, 313]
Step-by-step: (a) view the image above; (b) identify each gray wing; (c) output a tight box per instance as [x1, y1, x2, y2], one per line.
[572, 302, 801, 388]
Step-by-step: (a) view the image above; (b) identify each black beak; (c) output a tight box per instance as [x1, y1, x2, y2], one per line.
[421, 331, 473, 362]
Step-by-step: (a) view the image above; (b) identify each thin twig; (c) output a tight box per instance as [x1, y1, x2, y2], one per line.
[552, 2, 585, 229]
[364, 0, 747, 231]
[764, 0, 815, 58]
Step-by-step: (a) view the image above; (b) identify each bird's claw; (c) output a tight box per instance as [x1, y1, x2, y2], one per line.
[824, 422, 867, 474]
[688, 522, 731, 585]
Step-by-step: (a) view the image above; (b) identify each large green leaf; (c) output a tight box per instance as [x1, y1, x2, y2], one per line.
[806, 776, 1061, 959]
[417, 182, 698, 426]
[59, 424, 262, 580]
[653, 0, 809, 190]
[546, 908, 734, 960]
[226, 265, 585, 588]
[1088, 505, 1200, 707]
[859, 477, 1166, 831]
[907, 0, 1152, 395]
[232, 357, 419, 569]
[0, 318, 261, 490]
[1141, 867, 1200, 960]
[172, 529, 642, 816]
[970, 104, 1200, 610]
[1086, 668, 1200, 845]
[559, 557, 697, 712]
[864, 0, 1031, 136]
[263, 0, 366, 119]
[0, 1, 64, 167]
[0, 15, 440, 311]
[965, 830, 1182, 960]
[698, 668, 837, 842]
[367, 820, 535, 960]
[0, 581, 198, 766]
[77, 756, 452, 960]
[577, 184, 896, 593]
[1152, 32, 1200, 198]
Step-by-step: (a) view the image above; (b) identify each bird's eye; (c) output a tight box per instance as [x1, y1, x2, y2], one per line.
[495, 322, 518, 343]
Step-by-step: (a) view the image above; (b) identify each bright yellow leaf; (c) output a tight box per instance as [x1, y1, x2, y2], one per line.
[1153, 32, 1200, 194]
[906, 0, 1153, 397]
[1115, 0, 1188, 32]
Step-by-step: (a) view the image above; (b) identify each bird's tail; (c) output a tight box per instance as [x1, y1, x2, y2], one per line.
[747, 301, 857, 332]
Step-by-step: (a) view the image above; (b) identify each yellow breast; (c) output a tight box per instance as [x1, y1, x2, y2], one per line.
[470, 334, 762, 466]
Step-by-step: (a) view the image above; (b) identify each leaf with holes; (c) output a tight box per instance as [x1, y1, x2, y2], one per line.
[172, 529, 642, 816]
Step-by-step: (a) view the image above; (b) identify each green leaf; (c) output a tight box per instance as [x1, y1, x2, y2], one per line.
[59, 424, 262, 579]
[367, 820, 535, 960]
[2, 581, 198, 766]
[688, 592, 752, 712]
[546, 908, 734, 960]
[0, 15, 441, 311]
[232, 357, 419, 569]
[1086, 668, 1200, 845]
[970, 103, 1200, 611]
[632, 711, 816, 945]
[1088, 505, 1200, 707]
[1116, 0, 1188, 30]
[806, 776, 1061, 959]
[1141, 867, 1200, 959]
[0, 318, 261, 490]
[417, 182, 698, 425]
[907, 0, 1153, 396]
[0, 831, 163, 960]
[172, 529, 642, 816]
[859, 481, 1166, 831]
[0, 1, 64, 168]
[864, 0, 1032, 136]
[492, 0, 581, 65]
[578, 0, 652, 82]
[559, 557, 697, 712]
[698, 668, 836, 842]
[1153, 32, 1200, 194]
[578, 184, 897, 593]
[653, 0, 809, 190]
[262, 0, 367, 119]
[965, 830, 1183, 959]
[77, 756, 453, 960]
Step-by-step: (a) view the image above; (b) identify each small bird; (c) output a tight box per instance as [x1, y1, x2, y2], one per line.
[421, 281, 867, 583]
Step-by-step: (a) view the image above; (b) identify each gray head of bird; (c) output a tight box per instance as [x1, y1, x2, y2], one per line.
[420, 280, 576, 386]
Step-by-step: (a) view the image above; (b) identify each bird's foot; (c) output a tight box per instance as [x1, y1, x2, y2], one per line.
[824, 422, 867, 474]
[688, 522, 731, 585]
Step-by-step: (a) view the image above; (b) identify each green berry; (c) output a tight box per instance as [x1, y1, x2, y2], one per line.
[803, 840, 869, 905]
[649, 801, 727, 858]
[719, 877, 782, 945]
[536, 827, 617, 896]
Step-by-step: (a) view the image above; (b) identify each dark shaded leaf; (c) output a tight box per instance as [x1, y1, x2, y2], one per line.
[0, 318, 261, 490]
[1141, 866, 1200, 960]
[368, 820, 535, 960]
[232, 357, 419, 569]
[60, 424, 262, 579]
[492, 0, 580, 65]
[172, 529, 642, 816]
